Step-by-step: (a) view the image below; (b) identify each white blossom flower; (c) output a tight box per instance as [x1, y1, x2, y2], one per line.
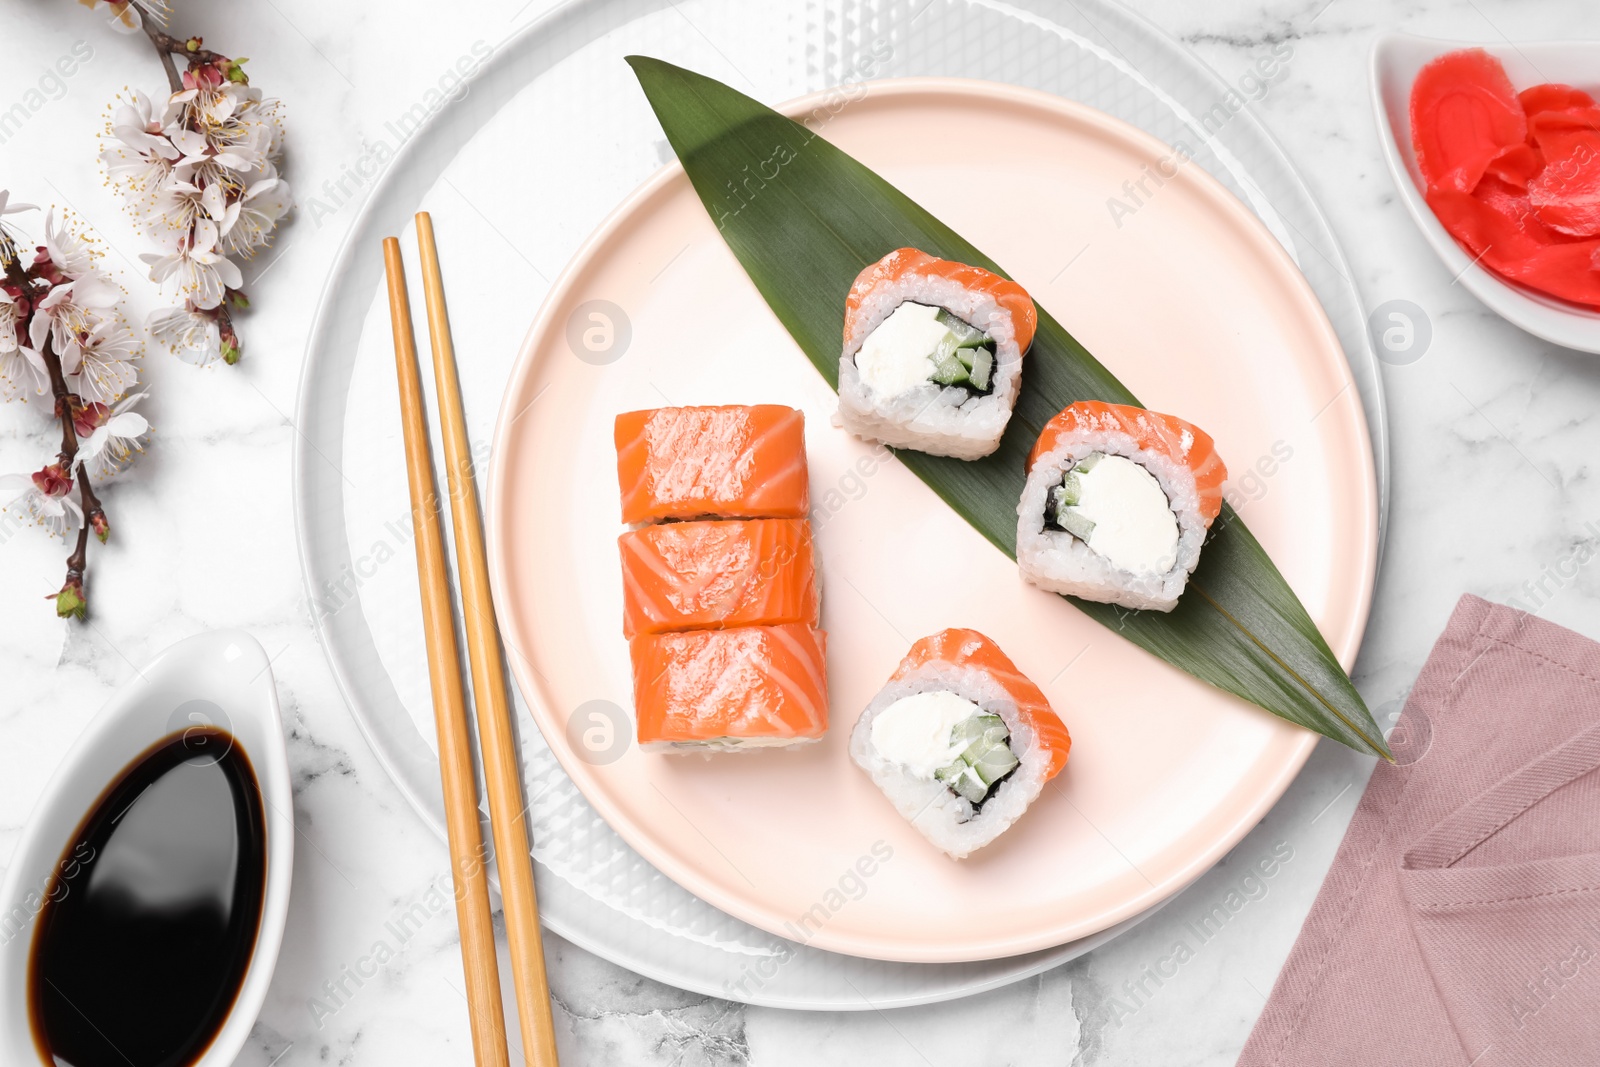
[0, 190, 38, 217]
[0, 291, 48, 398]
[0, 289, 20, 354]
[29, 273, 119, 366]
[100, 91, 183, 195]
[69, 317, 140, 404]
[0, 469, 82, 537]
[235, 94, 286, 167]
[147, 306, 222, 366]
[140, 219, 241, 309]
[143, 178, 228, 245]
[77, 391, 150, 479]
[42, 209, 100, 280]
[220, 177, 291, 258]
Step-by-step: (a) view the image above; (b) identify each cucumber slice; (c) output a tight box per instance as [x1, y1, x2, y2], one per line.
[971, 741, 1019, 785]
[955, 768, 989, 805]
[930, 354, 970, 386]
[1058, 510, 1096, 541]
[934, 761, 988, 804]
[968, 347, 993, 391]
[935, 308, 986, 346]
[1058, 471, 1081, 507]
[1074, 451, 1102, 473]
[950, 714, 1003, 746]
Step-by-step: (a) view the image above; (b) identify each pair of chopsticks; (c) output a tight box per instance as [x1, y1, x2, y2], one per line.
[383, 215, 560, 1067]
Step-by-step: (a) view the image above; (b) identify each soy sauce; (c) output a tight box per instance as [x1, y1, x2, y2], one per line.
[29, 728, 266, 1067]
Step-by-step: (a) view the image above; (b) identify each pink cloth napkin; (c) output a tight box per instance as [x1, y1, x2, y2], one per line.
[1239, 594, 1600, 1067]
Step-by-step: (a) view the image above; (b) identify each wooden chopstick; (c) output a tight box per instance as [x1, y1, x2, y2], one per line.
[382, 238, 512, 1067]
[413, 212, 562, 1067]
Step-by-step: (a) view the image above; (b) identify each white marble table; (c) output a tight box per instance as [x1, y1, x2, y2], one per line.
[3, 0, 1597, 1062]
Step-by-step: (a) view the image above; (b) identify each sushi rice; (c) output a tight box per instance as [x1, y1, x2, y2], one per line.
[837, 248, 1035, 460]
[850, 630, 1070, 859]
[1017, 402, 1226, 612]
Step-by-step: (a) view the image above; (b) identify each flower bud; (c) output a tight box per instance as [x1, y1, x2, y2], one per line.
[32, 463, 73, 498]
[73, 400, 108, 440]
[51, 578, 86, 620]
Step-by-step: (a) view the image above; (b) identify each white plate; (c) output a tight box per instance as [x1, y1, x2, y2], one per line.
[487, 77, 1376, 963]
[294, 0, 1387, 1006]
[1371, 32, 1600, 353]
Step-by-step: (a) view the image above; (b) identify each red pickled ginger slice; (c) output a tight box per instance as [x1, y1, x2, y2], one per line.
[1411, 48, 1528, 193]
[1527, 113, 1600, 237]
[1520, 83, 1597, 120]
[1483, 142, 1543, 189]
[1426, 181, 1600, 309]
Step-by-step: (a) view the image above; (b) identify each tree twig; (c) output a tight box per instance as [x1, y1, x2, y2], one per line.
[131, 1, 231, 93]
[41, 339, 81, 468]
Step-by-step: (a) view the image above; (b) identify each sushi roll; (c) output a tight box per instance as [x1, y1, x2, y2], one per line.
[631, 624, 829, 751]
[618, 518, 817, 637]
[615, 405, 808, 524]
[849, 629, 1070, 858]
[1016, 401, 1227, 612]
[837, 248, 1037, 460]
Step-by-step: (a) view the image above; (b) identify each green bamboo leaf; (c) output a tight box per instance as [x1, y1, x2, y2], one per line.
[627, 56, 1389, 760]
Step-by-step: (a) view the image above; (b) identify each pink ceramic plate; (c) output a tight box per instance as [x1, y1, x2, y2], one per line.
[486, 78, 1377, 964]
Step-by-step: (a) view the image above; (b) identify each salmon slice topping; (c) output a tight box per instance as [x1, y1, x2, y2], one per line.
[844, 247, 1038, 354]
[890, 628, 1070, 780]
[618, 518, 817, 638]
[615, 405, 808, 524]
[631, 624, 829, 743]
[1027, 401, 1227, 524]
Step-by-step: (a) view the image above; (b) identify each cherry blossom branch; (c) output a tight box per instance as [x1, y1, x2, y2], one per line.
[42, 337, 81, 466]
[59, 516, 90, 621]
[36, 337, 105, 620]
[131, 3, 234, 93]
[98, 1, 287, 368]
[0, 193, 145, 621]
[78, 462, 106, 542]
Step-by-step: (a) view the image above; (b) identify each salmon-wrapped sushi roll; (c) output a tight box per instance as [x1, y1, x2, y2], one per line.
[615, 405, 808, 524]
[850, 629, 1069, 858]
[618, 518, 818, 638]
[838, 247, 1037, 460]
[631, 624, 828, 751]
[1017, 401, 1227, 612]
